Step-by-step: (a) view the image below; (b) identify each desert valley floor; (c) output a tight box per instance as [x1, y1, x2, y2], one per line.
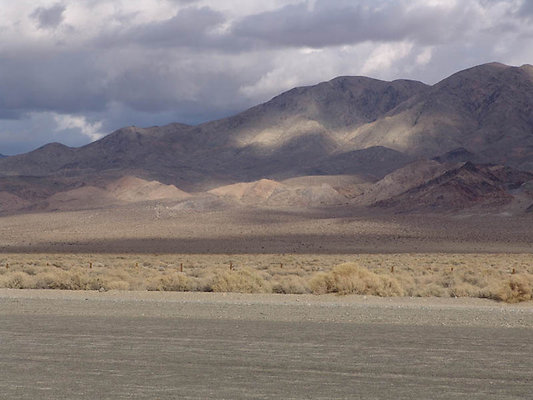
[1, 205, 533, 254]
[1, 204, 532, 399]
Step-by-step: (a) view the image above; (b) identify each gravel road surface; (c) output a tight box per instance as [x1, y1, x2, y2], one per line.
[1, 290, 532, 399]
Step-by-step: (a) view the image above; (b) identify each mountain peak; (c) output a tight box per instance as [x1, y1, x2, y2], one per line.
[36, 142, 73, 151]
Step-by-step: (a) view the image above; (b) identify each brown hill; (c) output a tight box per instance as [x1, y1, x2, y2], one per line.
[33, 176, 190, 212]
[45, 186, 119, 211]
[357, 160, 448, 206]
[373, 162, 533, 213]
[0, 191, 30, 212]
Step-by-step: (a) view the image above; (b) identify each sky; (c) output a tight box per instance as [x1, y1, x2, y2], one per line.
[0, 0, 532, 155]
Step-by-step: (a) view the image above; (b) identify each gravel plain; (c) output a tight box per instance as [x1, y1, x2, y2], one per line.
[1, 290, 532, 399]
[1, 289, 532, 327]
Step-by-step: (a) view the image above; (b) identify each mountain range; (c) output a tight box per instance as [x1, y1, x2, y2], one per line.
[1, 62, 532, 215]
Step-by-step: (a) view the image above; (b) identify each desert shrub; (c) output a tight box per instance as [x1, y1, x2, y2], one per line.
[448, 282, 482, 298]
[207, 268, 271, 293]
[487, 274, 532, 303]
[309, 263, 404, 296]
[105, 280, 131, 291]
[69, 272, 101, 290]
[308, 272, 334, 295]
[33, 271, 100, 290]
[22, 266, 38, 276]
[415, 283, 447, 297]
[391, 272, 417, 296]
[147, 272, 191, 291]
[34, 272, 66, 289]
[272, 275, 309, 294]
[2, 272, 32, 289]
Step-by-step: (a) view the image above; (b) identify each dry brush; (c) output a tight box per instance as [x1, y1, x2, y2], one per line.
[0, 253, 531, 303]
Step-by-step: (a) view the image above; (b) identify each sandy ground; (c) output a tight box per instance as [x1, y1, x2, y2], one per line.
[1, 289, 532, 326]
[1, 206, 532, 253]
[1, 290, 532, 399]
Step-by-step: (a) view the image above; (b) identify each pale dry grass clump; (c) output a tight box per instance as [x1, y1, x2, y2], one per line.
[206, 267, 271, 293]
[147, 272, 191, 292]
[0, 253, 532, 302]
[486, 274, 533, 303]
[271, 274, 309, 294]
[0, 270, 101, 290]
[309, 263, 404, 296]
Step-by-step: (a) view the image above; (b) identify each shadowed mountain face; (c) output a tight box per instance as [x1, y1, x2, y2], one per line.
[373, 162, 533, 213]
[0, 62, 532, 214]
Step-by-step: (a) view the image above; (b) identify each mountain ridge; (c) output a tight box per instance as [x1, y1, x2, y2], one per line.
[0, 62, 532, 214]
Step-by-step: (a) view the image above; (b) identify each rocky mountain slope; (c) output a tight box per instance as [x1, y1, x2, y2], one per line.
[0, 62, 532, 214]
[372, 162, 533, 213]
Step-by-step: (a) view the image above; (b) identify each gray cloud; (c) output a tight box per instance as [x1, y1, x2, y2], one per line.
[233, 0, 478, 48]
[0, 51, 109, 114]
[0, 0, 532, 155]
[100, 6, 226, 48]
[30, 3, 66, 29]
[95, 6, 254, 53]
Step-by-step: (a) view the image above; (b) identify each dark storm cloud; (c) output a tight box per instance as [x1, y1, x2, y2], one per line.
[95, 6, 253, 53]
[98, 7, 227, 49]
[30, 3, 66, 29]
[0, 52, 109, 114]
[519, 0, 533, 16]
[233, 0, 476, 48]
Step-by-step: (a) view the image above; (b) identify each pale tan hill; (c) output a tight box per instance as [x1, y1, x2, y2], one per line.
[44, 176, 192, 211]
[169, 194, 231, 212]
[282, 174, 373, 199]
[281, 174, 371, 187]
[209, 179, 283, 203]
[106, 176, 190, 202]
[209, 178, 345, 207]
[266, 184, 344, 207]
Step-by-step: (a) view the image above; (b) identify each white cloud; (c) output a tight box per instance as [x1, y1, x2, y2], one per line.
[361, 42, 414, 76]
[54, 114, 104, 141]
[416, 47, 433, 65]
